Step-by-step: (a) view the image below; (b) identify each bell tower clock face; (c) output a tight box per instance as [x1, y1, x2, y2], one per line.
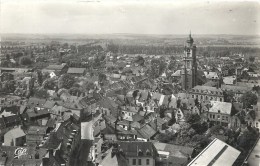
[186, 48, 192, 57]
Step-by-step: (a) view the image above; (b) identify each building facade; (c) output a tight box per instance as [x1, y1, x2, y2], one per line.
[117, 141, 158, 166]
[189, 86, 224, 102]
[207, 101, 232, 126]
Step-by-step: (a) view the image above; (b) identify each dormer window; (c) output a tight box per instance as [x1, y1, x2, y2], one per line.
[138, 149, 143, 156]
[146, 149, 151, 156]
[218, 110, 220, 113]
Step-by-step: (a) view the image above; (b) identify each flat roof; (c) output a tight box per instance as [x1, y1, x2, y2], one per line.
[188, 138, 240, 166]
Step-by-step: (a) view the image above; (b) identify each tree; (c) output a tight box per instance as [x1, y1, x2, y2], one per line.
[81, 81, 95, 91]
[168, 61, 176, 71]
[223, 91, 235, 102]
[132, 90, 139, 99]
[159, 106, 167, 118]
[150, 59, 166, 78]
[228, 68, 236, 76]
[135, 56, 145, 66]
[98, 73, 107, 83]
[176, 123, 196, 145]
[1, 60, 10, 67]
[43, 78, 57, 90]
[69, 87, 82, 96]
[1, 72, 14, 81]
[36, 70, 43, 86]
[191, 122, 208, 135]
[170, 56, 176, 61]
[191, 134, 211, 149]
[19, 56, 33, 65]
[34, 88, 49, 99]
[186, 114, 201, 124]
[241, 92, 258, 108]
[157, 131, 176, 143]
[58, 74, 75, 89]
[252, 86, 260, 95]
[177, 99, 181, 108]
[249, 56, 255, 63]
[240, 71, 250, 80]
[168, 114, 176, 126]
[237, 129, 258, 151]
[107, 66, 116, 73]
[6, 54, 10, 61]
[62, 43, 69, 49]
[194, 98, 199, 106]
[3, 80, 16, 93]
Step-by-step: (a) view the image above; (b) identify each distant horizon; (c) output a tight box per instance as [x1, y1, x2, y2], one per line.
[1, 0, 259, 35]
[1, 32, 260, 37]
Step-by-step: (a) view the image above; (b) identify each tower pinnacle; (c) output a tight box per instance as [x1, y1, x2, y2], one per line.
[187, 31, 194, 46]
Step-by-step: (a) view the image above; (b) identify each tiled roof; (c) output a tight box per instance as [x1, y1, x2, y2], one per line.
[27, 126, 48, 135]
[26, 108, 50, 118]
[0, 105, 20, 115]
[99, 148, 129, 166]
[42, 132, 62, 149]
[192, 86, 223, 93]
[46, 118, 56, 127]
[27, 97, 47, 108]
[127, 106, 138, 113]
[74, 140, 93, 166]
[46, 65, 65, 70]
[0, 146, 47, 166]
[104, 114, 117, 124]
[1, 115, 21, 128]
[26, 134, 43, 143]
[137, 124, 157, 139]
[67, 68, 86, 74]
[42, 150, 66, 166]
[221, 85, 251, 92]
[132, 114, 143, 122]
[149, 117, 167, 130]
[98, 97, 117, 110]
[79, 93, 102, 107]
[43, 100, 56, 109]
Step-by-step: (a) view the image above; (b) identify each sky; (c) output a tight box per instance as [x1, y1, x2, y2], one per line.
[1, 0, 260, 35]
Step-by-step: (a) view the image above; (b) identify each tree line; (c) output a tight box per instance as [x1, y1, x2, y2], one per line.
[107, 43, 260, 57]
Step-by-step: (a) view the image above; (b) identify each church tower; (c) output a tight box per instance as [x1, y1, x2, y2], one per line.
[181, 32, 197, 90]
